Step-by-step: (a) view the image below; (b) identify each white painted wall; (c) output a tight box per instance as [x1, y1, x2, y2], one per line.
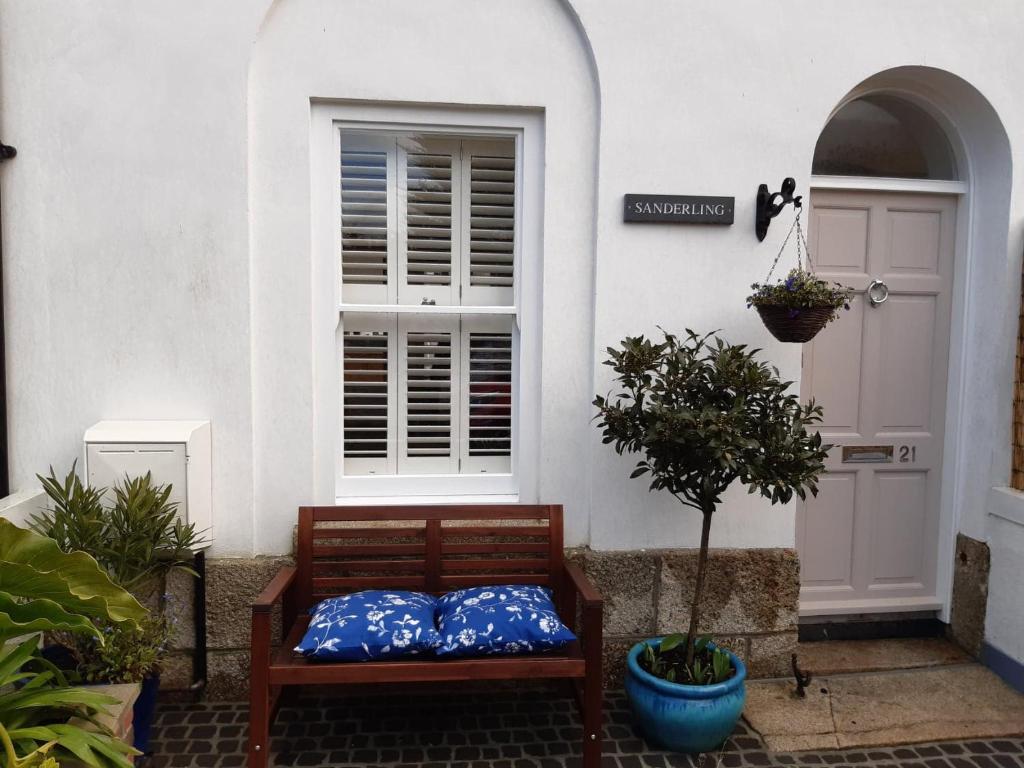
[2, 1, 1024, 663]
[985, 489, 1024, 664]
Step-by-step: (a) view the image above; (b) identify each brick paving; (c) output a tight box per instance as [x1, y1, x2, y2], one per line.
[144, 688, 1024, 768]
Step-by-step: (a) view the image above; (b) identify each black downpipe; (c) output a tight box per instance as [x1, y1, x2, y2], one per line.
[0, 140, 17, 498]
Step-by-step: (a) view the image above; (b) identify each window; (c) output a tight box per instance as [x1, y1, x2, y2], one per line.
[813, 95, 958, 180]
[337, 131, 518, 488]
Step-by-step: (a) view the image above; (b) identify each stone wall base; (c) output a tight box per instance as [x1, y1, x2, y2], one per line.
[198, 548, 798, 700]
[948, 532, 990, 657]
[568, 547, 799, 686]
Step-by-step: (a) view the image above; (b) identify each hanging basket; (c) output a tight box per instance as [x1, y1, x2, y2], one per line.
[748, 203, 851, 344]
[755, 304, 835, 343]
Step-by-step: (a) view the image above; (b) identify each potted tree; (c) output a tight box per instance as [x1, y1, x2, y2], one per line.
[593, 329, 830, 753]
[30, 466, 207, 755]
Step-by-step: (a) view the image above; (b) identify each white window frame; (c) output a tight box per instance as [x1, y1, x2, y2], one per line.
[310, 102, 543, 504]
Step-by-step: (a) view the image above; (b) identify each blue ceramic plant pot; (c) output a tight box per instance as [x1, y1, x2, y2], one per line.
[625, 638, 746, 754]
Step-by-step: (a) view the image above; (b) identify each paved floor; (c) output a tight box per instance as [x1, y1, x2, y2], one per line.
[145, 688, 1024, 768]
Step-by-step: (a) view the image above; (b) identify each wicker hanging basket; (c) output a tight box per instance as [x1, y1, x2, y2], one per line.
[755, 305, 834, 343]
[749, 205, 841, 344]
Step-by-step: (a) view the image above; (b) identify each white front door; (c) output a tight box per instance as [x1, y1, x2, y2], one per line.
[797, 189, 957, 616]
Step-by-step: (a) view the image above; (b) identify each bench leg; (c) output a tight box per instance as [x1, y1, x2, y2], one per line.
[582, 671, 602, 768]
[581, 600, 603, 768]
[248, 677, 269, 767]
[249, 613, 271, 768]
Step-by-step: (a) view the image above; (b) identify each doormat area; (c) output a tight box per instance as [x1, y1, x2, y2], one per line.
[743, 663, 1024, 751]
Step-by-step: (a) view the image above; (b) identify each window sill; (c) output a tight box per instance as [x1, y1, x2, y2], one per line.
[338, 473, 518, 498]
[334, 493, 520, 506]
[988, 486, 1024, 528]
[339, 303, 517, 315]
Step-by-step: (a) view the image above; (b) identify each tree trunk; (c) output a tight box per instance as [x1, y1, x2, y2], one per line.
[684, 508, 714, 670]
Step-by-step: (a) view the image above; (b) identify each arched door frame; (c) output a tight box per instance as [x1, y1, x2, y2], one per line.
[804, 83, 976, 621]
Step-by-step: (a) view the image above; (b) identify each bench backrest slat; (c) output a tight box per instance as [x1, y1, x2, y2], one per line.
[295, 504, 564, 610]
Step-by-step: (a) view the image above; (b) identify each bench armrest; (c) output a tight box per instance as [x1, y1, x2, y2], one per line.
[252, 565, 298, 613]
[564, 563, 602, 607]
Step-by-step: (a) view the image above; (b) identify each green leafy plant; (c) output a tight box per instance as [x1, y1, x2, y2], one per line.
[747, 267, 852, 323]
[75, 613, 170, 685]
[0, 519, 145, 767]
[594, 330, 829, 680]
[640, 634, 733, 685]
[32, 465, 208, 596]
[30, 467, 204, 686]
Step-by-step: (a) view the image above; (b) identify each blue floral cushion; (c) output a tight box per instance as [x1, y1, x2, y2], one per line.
[294, 590, 442, 661]
[434, 585, 576, 658]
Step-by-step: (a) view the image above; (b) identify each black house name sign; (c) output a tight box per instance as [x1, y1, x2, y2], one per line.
[624, 194, 735, 225]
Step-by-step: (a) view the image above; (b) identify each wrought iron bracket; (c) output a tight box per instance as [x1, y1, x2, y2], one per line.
[756, 177, 801, 241]
[0, 143, 16, 162]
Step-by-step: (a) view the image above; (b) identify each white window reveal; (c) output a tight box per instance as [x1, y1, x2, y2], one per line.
[338, 130, 518, 491]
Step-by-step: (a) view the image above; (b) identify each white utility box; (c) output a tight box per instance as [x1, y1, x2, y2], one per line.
[84, 420, 212, 546]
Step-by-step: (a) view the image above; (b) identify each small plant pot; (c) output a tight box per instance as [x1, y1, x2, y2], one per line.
[625, 638, 746, 754]
[754, 304, 834, 343]
[132, 673, 161, 754]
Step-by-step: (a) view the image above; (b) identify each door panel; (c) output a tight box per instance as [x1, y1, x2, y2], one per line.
[815, 207, 870, 273]
[872, 471, 928, 584]
[877, 296, 936, 431]
[798, 190, 956, 615]
[800, 472, 857, 587]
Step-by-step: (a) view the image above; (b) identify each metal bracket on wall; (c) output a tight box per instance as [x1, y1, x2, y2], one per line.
[756, 176, 802, 241]
[0, 143, 16, 162]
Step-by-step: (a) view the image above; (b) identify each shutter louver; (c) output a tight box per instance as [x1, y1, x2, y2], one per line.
[341, 151, 388, 285]
[463, 140, 515, 305]
[406, 331, 453, 457]
[342, 329, 391, 474]
[405, 153, 454, 288]
[462, 323, 513, 474]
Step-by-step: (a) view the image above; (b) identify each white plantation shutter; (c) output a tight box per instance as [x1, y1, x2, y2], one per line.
[340, 134, 396, 303]
[398, 316, 459, 474]
[461, 140, 516, 306]
[399, 137, 461, 305]
[460, 316, 514, 474]
[341, 315, 397, 476]
[336, 129, 518, 486]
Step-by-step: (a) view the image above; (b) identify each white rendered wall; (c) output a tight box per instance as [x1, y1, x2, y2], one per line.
[984, 489, 1024, 665]
[573, 1, 1024, 553]
[0, 0, 1022, 634]
[0, 1, 266, 555]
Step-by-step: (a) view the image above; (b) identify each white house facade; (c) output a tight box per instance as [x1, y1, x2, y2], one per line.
[1, 0, 1023, 696]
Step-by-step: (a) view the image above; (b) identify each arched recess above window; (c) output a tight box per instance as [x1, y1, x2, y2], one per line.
[813, 94, 958, 180]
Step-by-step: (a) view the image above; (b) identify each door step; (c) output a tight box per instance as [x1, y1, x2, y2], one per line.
[744, 662, 1024, 751]
[795, 637, 969, 677]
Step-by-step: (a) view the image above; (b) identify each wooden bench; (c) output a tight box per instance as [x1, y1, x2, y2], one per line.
[248, 504, 603, 767]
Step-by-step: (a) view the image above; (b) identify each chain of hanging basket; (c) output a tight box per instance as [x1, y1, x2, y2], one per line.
[762, 206, 813, 284]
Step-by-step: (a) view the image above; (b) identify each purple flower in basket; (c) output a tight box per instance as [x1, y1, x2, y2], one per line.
[787, 308, 800, 319]
[784, 276, 798, 291]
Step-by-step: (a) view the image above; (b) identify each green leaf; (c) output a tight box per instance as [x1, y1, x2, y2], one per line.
[0, 519, 146, 633]
[659, 633, 686, 653]
[0, 591, 102, 642]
